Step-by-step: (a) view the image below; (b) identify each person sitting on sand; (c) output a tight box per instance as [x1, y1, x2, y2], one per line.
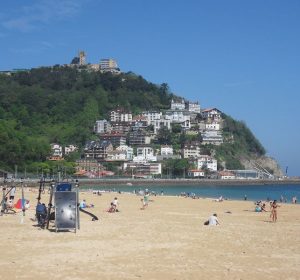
[261, 203, 267, 212]
[204, 213, 220, 226]
[107, 202, 116, 213]
[255, 205, 262, 212]
[80, 199, 87, 209]
[79, 199, 94, 209]
[214, 196, 223, 202]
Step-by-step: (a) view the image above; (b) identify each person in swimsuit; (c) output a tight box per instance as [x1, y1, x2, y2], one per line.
[270, 200, 280, 222]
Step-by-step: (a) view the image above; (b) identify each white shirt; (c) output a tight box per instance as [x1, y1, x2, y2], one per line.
[113, 199, 118, 207]
[10, 187, 16, 196]
[208, 215, 219, 226]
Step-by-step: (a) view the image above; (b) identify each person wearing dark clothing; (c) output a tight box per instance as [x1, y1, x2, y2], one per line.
[36, 202, 47, 228]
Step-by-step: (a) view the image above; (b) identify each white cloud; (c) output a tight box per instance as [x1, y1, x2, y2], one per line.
[2, 0, 85, 32]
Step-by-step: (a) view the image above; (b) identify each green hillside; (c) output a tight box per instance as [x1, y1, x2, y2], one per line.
[0, 66, 265, 174]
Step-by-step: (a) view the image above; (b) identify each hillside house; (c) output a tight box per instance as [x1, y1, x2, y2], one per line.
[201, 108, 222, 121]
[187, 169, 205, 178]
[99, 133, 126, 147]
[110, 108, 132, 123]
[182, 142, 201, 159]
[94, 119, 112, 134]
[84, 140, 113, 160]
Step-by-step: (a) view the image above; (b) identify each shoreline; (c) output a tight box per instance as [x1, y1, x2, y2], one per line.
[71, 178, 300, 187]
[9, 178, 300, 188]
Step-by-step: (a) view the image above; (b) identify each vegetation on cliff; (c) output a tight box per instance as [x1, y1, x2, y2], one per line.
[0, 67, 265, 174]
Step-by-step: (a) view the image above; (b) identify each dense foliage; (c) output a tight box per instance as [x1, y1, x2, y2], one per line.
[0, 67, 172, 173]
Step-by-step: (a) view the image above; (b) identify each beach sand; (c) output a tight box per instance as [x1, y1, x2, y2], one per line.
[0, 189, 300, 280]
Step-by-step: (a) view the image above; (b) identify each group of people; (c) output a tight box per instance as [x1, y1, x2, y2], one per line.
[1, 186, 16, 214]
[255, 201, 267, 212]
[79, 199, 94, 209]
[254, 199, 281, 222]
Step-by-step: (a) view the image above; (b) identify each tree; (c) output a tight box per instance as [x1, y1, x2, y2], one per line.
[157, 127, 172, 145]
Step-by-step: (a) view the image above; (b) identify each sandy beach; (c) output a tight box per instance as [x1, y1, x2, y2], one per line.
[0, 189, 300, 280]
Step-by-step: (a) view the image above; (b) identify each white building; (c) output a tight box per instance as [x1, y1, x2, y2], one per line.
[202, 130, 223, 145]
[99, 58, 120, 73]
[50, 143, 63, 157]
[205, 122, 220, 131]
[94, 119, 112, 134]
[64, 145, 77, 155]
[171, 99, 185, 110]
[123, 162, 162, 176]
[201, 108, 222, 121]
[106, 150, 127, 161]
[182, 143, 201, 159]
[151, 116, 172, 134]
[110, 109, 132, 122]
[161, 145, 173, 156]
[133, 146, 156, 162]
[187, 101, 201, 113]
[142, 111, 162, 125]
[187, 169, 205, 178]
[116, 145, 134, 160]
[218, 171, 235, 179]
[165, 110, 191, 129]
[196, 155, 218, 172]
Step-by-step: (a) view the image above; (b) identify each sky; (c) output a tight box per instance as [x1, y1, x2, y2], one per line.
[1, 0, 299, 176]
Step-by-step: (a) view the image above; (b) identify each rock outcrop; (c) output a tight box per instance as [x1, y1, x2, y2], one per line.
[240, 156, 284, 178]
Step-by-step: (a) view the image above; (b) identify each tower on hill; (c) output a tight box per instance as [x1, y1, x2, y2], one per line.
[79, 51, 86, 65]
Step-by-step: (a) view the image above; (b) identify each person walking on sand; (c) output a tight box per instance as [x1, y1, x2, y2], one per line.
[141, 192, 149, 210]
[270, 200, 280, 222]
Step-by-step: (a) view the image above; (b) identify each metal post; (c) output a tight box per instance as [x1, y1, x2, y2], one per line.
[76, 181, 80, 230]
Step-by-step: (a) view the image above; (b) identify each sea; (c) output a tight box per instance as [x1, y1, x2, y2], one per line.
[81, 183, 300, 203]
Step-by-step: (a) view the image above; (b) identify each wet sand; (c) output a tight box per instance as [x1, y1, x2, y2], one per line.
[0, 190, 299, 280]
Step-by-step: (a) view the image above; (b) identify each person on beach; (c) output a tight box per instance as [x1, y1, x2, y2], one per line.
[112, 197, 119, 212]
[79, 199, 94, 209]
[270, 200, 280, 222]
[141, 192, 149, 210]
[80, 199, 87, 208]
[36, 202, 47, 228]
[204, 213, 220, 226]
[9, 186, 16, 201]
[107, 202, 116, 213]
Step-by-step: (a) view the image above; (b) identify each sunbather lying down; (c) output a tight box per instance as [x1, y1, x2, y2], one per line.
[213, 196, 223, 202]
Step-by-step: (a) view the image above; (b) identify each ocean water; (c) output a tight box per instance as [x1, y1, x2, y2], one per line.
[82, 183, 300, 203]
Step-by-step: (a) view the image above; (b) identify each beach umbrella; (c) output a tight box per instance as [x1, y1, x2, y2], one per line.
[14, 198, 29, 209]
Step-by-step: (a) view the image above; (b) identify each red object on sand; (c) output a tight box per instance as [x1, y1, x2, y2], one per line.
[14, 198, 29, 209]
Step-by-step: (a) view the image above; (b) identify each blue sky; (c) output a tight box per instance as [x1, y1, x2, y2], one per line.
[1, 0, 299, 176]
